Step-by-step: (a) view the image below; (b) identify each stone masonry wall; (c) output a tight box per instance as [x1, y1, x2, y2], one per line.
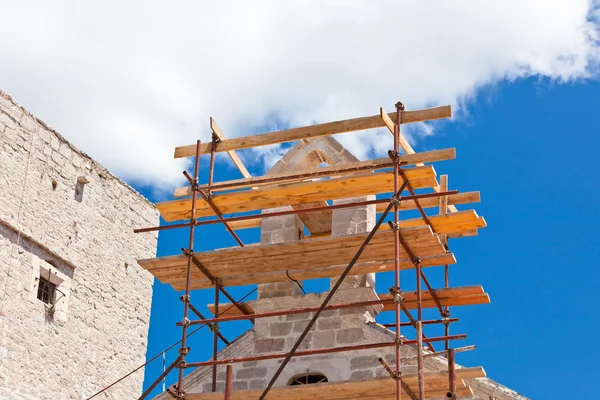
[0, 91, 159, 399]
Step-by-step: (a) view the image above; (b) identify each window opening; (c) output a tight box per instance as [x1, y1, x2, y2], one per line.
[288, 372, 328, 386]
[37, 277, 56, 304]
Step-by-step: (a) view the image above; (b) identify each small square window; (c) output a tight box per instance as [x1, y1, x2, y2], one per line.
[37, 277, 57, 305]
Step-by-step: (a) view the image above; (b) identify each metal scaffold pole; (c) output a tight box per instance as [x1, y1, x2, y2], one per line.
[176, 139, 202, 399]
[392, 101, 404, 400]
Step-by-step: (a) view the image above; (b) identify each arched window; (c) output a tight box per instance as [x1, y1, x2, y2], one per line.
[288, 372, 328, 386]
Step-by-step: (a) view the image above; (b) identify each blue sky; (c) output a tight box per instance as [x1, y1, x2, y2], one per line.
[139, 77, 600, 399]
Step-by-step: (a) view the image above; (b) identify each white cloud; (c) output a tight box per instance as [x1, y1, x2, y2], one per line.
[0, 1, 598, 191]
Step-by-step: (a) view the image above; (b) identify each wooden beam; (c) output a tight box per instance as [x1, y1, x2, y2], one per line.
[174, 148, 455, 197]
[169, 253, 456, 291]
[226, 191, 480, 231]
[210, 117, 251, 179]
[174, 105, 452, 157]
[207, 285, 489, 317]
[380, 107, 417, 157]
[159, 166, 438, 222]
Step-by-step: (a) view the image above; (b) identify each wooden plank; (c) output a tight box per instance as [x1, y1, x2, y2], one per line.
[185, 368, 484, 399]
[226, 191, 480, 231]
[210, 118, 251, 179]
[169, 253, 455, 291]
[174, 106, 452, 157]
[150, 227, 443, 280]
[379, 286, 490, 311]
[207, 285, 488, 317]
[174, 148, 455, 197]
[141, 211, 480, 279]
[158, 166, 438, 222]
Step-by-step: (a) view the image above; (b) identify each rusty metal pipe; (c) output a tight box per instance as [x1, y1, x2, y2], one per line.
[138, 356, 181, 400]
[448, 348, 456, 399]
[224, 365, 233, 400]
[393, 101, 404, 400]
[211, 278, 220, 392]
[175, 139, 202, 397]
[382, 318, 458, 328]
[416, 260, 425, 399]
[186, 334, 466, 368]
[208, 134, 217, 189]
[187, 302, 229, 345]
[197, 188, 244, 247]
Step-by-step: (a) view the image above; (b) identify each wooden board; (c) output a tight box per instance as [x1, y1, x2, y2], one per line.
[174, 106, 451, 157]
[211, 118, 252, 179]
[226, 191, 480, 231]
[169, 253, 456, 291]
[207, 285, 489, 317]
[174, 148, 456, 197]
[379, 285, 490, 311]
[157, 166, 438, 222]
[185, 367, 485, 399]
[138, 224, 458, 290]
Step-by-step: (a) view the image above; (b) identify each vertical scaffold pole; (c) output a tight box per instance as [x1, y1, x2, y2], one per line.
[439, 174, 450, 353]
[224, 365, 233, 400]
[415, 258, 425, 399]
[447, 348, 456, 399]
[176, 139, 202, 399]
[393, 101, 404, 400]
[212, 278, 220, 391]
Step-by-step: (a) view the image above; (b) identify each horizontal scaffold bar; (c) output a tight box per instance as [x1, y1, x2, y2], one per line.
[184, 335, 466, 368]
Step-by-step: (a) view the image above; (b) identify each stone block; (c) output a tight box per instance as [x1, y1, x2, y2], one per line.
[317, 317, 342, 330]
[248, 378, 267, 389]
[313, 331, 336, 348]
[349, 369, 374, 380]
[350, 355, 380, 370]
[287, 312, 312, 321]
[236, 367, 268, 379]
[269, 322, 292, 337]
[254, 338, 285, 353]
[336, 328, 364, 344]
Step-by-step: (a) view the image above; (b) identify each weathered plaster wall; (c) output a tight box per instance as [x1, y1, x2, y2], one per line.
[0, 91, 159, 399]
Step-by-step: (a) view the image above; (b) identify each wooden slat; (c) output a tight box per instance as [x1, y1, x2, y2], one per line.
[170, 253, 455, 291]
[210, 118, 251, 179]
[226, 191, 480, 231]
[174, 106, 452, 157]
[138, 224, 464, 290]
[379, 286, 490, 311]
[174, 148, 455, 197]
[141, 210, 481, 278]
[158, 166, 438, 222]
[206, 285, 488, 317]
[185, 367, 484, 399]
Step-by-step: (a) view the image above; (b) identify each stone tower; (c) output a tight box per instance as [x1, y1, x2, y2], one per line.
[0, 91, 159, 399]
[154, 137, 526, 400]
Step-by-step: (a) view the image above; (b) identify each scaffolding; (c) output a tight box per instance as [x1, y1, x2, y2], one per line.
[134, 102, 489, 400]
